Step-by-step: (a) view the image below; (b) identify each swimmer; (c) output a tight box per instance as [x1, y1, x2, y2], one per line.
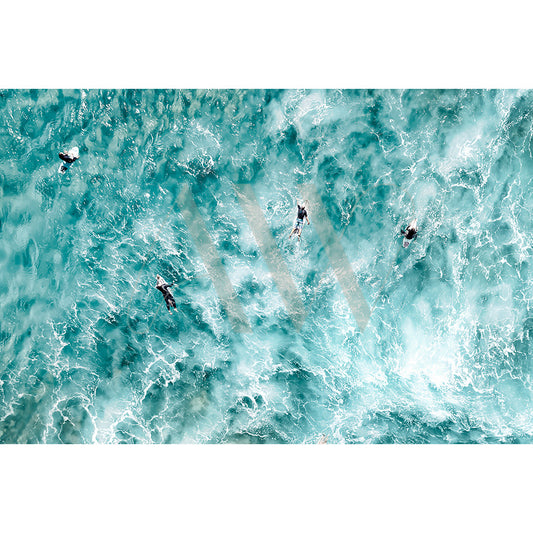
[318, 434, 328, 444]
[156, 274, 178, 313]
[58, 146, 79, 173]
[289, 201, 310, 241]
[401, 219, 418, 248]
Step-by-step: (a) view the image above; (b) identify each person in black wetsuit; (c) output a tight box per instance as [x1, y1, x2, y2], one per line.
[156, 275, 177, 313]
[58, 147, 79, 172]
[401, 221, 418, 241]
[289, 202, 310, 241]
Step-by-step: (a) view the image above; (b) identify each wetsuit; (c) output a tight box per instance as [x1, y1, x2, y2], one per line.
[58, 152, 78, 172]
[157, 282, 176, 311]
[401, 227, 417, 240]
[295, 205, 307, 229]
[59, 152, 77, 164]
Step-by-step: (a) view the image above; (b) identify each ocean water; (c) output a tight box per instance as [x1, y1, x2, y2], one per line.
[0, 89, 531, 443]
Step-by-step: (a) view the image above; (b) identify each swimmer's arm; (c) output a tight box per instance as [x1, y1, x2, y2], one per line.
[305, 214, 310, 224]
[401, 229, 406, 235]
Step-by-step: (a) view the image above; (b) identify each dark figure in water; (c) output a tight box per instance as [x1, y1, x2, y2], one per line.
[401, 219, 418, 248]
[156, 275, 177, 313]
[58, 147, 79, 172]
[289, 201, 310, 241]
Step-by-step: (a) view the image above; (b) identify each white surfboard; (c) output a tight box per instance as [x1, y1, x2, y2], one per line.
[402, 219, 418, 248]
[156, 274, 168, 288]
[58, 146, 79, 173]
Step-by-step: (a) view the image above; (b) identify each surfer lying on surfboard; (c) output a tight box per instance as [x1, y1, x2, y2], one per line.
[58, 147, 79, 173]
[289, 201, 310, 241]
[156, 275, 178, 313]
[401, 219, 418, 248]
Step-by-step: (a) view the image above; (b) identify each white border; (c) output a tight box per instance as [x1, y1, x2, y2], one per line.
[2, 1, 533, 87]
[0, 445, 531, 532]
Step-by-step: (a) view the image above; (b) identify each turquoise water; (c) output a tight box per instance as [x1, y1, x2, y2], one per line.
[0, 89, 531, 443]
